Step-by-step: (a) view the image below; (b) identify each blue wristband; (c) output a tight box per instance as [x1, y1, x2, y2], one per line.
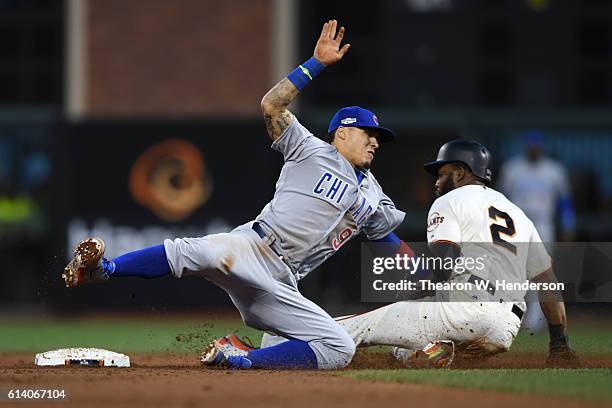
[559, 196, 576, 231]
[287, 57, 325, 91]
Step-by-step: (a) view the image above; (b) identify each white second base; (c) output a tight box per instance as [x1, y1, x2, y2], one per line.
[35, 348, 130, 367]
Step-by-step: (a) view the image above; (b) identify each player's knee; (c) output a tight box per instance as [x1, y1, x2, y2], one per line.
[163, 236, 218, 278]
[478, 341, 509, 356]
[338, 339, 357, 366]
[484, 322, 517, 354]
[316, 334, 356, 369]
[492, 334, 513, 353]
[476, 330, 514, 355]
[260, 332, 287, 348]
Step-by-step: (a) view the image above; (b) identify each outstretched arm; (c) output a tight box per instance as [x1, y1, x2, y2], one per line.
[261, 79, 298, 142]
[261, 20, 351, 141]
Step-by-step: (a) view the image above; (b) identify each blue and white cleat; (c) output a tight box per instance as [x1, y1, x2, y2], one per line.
[201, 337, 253, 369]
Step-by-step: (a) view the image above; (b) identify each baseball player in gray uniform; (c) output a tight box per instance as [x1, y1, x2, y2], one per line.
[62, 20, 405, 370]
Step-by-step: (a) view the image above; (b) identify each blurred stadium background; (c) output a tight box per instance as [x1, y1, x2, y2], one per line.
[1, 0, 612, 318]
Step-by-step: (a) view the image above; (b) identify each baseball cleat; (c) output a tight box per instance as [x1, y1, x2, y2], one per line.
[62, 237, 108, 288]
[201, 338, 252, 369]
[224, 335, 257, 351]
[406, 340, 455, 369]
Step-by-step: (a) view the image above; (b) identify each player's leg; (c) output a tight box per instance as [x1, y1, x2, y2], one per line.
[63, 227, 252, 287]
[323, 301, 519, 367]
[260, 301, 429, 365]
[163, 234, 238, 278]
[455, 302, 522, 356]
[228, 280, 356, 370]
[105, 245, 171, 278]
[390, 302, 521, 363]
[259, 299, 522, 359]
[161, 227, 355, 370]
[261, 300, 435, 352]
[63, 238, 172, 287]
[250, 302, 519, 368]
[306, 300, 457, 369]
[335, 301, 431, 349]
[68, 229, 354, 370]
[201, 252, 355, 368]
[260, 332, 288, 348]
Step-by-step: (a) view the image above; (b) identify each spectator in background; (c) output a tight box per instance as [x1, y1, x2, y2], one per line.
[498, 130, 576, 332]
[498, 130, 575, 243]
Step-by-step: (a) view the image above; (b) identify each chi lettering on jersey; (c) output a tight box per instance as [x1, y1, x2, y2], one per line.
[313, 172, 349, 204]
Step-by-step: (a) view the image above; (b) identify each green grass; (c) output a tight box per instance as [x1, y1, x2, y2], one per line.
[342, 369, 612, 402]
[0, 317, 260, 353]
[1, 317, 610, 355]
[509, 324, 612, 355]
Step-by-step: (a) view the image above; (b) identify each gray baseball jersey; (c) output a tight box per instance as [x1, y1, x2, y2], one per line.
[163, 117, 403, 369]
[255, 118, 405, 280]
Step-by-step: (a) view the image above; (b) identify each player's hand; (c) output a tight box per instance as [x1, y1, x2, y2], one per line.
[313, 20, 350, 66]
[546, 341, 581, 368]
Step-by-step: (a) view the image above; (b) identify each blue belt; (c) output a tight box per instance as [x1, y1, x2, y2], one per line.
[252, 222, 283, 258]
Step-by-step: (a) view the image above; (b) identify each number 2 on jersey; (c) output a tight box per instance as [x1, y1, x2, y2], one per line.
[488, 206, 517, 254]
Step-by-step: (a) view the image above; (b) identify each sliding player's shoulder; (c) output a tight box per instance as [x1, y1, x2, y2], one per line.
[433, 185, 484, 209]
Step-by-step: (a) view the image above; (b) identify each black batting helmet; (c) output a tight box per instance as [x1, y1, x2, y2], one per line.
[424, 140, 493, 184]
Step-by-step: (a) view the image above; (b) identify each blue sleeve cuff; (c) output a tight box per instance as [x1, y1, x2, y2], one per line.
[373, 232, 401, 253]
[373, 231, 401, 244]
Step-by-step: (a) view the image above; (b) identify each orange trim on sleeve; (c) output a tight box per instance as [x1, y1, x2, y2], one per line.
[431, 239, 461, 250]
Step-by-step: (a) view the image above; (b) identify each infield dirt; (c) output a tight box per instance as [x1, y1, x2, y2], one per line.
[2, 352, 611, 408]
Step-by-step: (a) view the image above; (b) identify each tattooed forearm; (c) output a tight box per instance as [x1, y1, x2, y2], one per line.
[263, 113, 274, 137]
[262, 78, 299, 110]
[263, 110, 295, 141]
[261, 78, 299, 141]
